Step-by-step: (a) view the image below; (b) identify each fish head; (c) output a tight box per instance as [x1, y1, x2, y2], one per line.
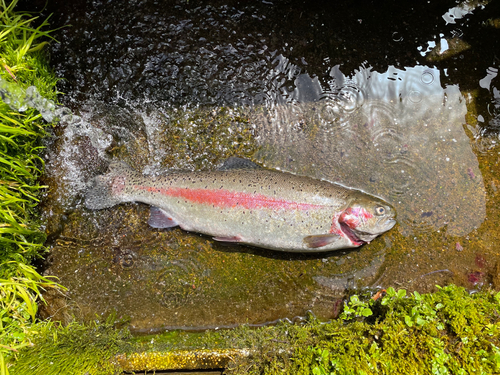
[339, 196, 396, 245]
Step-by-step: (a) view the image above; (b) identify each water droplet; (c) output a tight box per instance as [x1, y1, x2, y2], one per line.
[338, 86, 364, 112]
[408, 90, 422, 103]
[392, 32, 403, 42]
[421, 71, 434, 85]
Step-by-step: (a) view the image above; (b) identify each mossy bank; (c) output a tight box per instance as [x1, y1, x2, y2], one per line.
[0, 1, 61, 374]
[10, 285, 500, 374]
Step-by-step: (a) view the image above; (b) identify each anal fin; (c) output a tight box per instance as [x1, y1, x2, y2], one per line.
[213, 235, 242, 243]
[303, 234, 341, 248]
[148, 207, 179, 228]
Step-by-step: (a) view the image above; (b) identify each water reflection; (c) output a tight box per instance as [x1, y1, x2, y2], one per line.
[313, 252, 385, 293]
[442, 1, 488, 25]
[253, 62, 485, 236]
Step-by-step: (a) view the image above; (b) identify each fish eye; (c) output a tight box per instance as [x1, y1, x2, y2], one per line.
[375, 206, 386, 215]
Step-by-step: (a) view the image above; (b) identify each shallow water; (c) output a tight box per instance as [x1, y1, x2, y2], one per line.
[36, 0, 500, 332]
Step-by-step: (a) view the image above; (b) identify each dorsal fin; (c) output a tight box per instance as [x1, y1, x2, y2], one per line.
[217, 157, 261, 171]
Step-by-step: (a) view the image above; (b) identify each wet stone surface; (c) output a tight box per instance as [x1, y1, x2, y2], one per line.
[38, 0, 500, 331]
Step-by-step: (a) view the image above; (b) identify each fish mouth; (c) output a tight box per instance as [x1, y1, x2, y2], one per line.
[339, 221, 365, 246]
[385, 218, 397, 230]
[340, 218, 396, 245]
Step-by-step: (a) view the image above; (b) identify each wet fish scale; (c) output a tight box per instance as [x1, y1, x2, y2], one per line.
[85, 160, 396, 252]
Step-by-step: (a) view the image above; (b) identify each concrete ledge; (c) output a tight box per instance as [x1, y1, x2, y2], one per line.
[115, 348, 250, 372]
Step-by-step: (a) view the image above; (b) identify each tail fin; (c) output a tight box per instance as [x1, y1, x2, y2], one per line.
[84, 162, 136, 210]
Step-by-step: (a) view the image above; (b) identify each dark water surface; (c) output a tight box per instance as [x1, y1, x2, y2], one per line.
[38, 0, 500, 332]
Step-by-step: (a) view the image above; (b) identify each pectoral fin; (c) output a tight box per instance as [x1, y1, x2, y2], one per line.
[303, 234, 341, 248]
[148, 207, 179, 228]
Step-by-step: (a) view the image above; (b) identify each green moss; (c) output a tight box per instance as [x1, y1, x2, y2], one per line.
[0, 1, 59, 261]
[11, 285, 500, 374]
[286, 285, 500, 375]
[11, 318, 131, 375]
[0, 1, 62, 374]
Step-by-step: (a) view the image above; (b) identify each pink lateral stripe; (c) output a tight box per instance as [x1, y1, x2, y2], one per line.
[134, 185, 325, 211]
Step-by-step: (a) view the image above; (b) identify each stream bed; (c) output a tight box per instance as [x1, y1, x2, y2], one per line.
[35, 0, 500, 333]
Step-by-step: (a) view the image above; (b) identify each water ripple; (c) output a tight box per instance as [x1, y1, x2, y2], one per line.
[253, 65, 486, 236]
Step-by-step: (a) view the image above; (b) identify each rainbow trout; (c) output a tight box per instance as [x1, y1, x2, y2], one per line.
[85, 157, 396, 252]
